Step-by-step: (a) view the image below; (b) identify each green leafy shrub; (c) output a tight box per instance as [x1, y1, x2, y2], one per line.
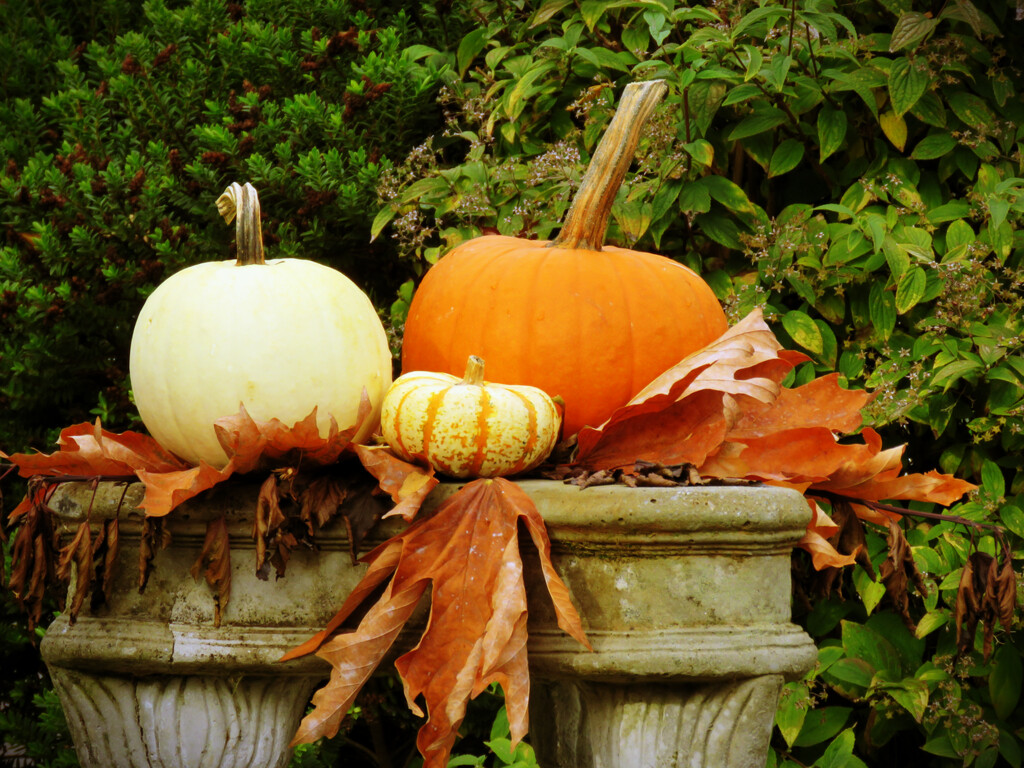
[374, 0, 1024, 765]
[0, 0, 455, 453]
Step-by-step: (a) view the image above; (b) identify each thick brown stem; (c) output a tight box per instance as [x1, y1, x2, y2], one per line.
[462, 355, 486, 386]
[216, 182, 265, 265]
[550, 79, 668, 251]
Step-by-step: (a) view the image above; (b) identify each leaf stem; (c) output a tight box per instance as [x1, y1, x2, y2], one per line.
[812, 490, 1004, 534]
[550, 79, 667, 251]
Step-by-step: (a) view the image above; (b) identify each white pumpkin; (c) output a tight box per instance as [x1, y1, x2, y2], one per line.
[129, 182, 392, 468]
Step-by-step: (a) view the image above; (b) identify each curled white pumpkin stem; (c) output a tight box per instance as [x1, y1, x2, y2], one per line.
[551, 79, 668, 252]
[462, 355, 486, 386]
[216, 182, 266, 265]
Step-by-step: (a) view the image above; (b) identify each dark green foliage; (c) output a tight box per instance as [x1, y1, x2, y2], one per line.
[0, 0, 453, 453]
[374, 1, 1024, 765]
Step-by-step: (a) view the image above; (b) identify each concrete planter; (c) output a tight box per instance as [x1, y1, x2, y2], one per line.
[42, 479, 815, 768]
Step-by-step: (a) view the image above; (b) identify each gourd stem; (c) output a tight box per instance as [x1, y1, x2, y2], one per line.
[550, 79, 668, 252]
[462, 355, 486, 386]
[216, 182, 265, 265]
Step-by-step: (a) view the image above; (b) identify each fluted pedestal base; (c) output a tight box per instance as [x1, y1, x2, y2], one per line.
[48, 667, 316, 768]
[531, 676, 784, 768]
[43, 480, 816, 768]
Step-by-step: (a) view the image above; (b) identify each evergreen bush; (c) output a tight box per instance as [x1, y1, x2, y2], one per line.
[0, 0, 453, 454]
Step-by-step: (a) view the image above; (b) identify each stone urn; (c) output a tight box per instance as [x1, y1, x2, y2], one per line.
[42, 478, 816, 768]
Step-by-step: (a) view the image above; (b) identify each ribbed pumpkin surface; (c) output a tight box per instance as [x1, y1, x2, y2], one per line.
[400, 81, 727, 438]
[401, 236, 726, 437]
[382, 357, 561, 478]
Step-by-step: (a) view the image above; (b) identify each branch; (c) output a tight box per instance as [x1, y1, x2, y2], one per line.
[811, 490, 1004, 534]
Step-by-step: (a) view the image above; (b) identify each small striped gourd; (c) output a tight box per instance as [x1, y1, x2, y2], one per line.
[381, 355, 561, 478]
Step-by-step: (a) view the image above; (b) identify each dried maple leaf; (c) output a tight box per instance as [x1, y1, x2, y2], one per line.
[7, 482, 60, 629]
[284, 478, 589, 768]
[576, 310, 800, 470]
[139, 516, 171, 592]
[254, 474, 286, 580]
[190, 516, 231, 627]
[2, 421, 189, 479]
[90, 518, 119, 611]
[56, 521, 93, 623]
[353, 444, 438, 522]
[878, 519, 927, 631]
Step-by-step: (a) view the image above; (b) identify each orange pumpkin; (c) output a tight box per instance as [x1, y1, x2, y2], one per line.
[401, 80, 727, 438]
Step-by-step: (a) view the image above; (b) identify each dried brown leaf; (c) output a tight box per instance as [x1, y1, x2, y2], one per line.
[354, 444, 438, 522]
[287, 478, 588, 768]
[90, 518, 119, 611]
[996, 552, 1016, 632]
[576, 310, 798, 470]
[139, 517, 171, 592]
[190, 516, 231, 627]
[7, 484, 59, 630]
[878, 519, 925, 632]
[254, 474, 284, 580]
[56, 521, 93, 624]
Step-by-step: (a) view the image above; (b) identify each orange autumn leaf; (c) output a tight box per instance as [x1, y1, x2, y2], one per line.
[3, 420, 189, 479]
[576, 309, 802, 470]
[353, 444, 438, 522]
[215, 392, 372, 474]
[5, 400, 384, 518]
[286, 478, 589, 768]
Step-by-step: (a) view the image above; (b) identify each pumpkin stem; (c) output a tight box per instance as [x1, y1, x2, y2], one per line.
[216, 182, 265, 265]
[462, 355, 486, 386]
[550, 79, 668, 251]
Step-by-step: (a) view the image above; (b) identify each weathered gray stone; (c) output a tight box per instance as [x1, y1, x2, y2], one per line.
[42, 478, 815, 768]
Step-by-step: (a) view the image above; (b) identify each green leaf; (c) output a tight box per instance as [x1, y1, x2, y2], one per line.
[926, 200, 971, 224]
[932, 359, 982, 389]
[981, 459, 1005, 498]
[774, 682, 810, 748]
[999, 728, 1022, 768]
[990, 644, 1022, 720]
[768, 139, 804, 178]
[679, 180, 712, 214]
[728, 106, 788, 140]
[942, 219, 974, 252]
[457, 28, 489, 76]
[843, 621, 903, 675]
[922, 734, 960, 758]
[682, 139, 714, 167]
[504, 61, 557, 120]
[879, 110, 907, 151]
[827, 657, 875, 688]
[702, 175, 757, 216]
[370, 204, 399, 242]
[888, 57, 929, 116]
[895, 266, 926, 314]
[889, 12, 938, 51]
[530, 0, 573, 26]
[911, 133, 957, 160]
[999, 505, 1024, 538]
[869, 282, 896, 340]
[883, 236, 910, 278]
[915, 610, 948, 638]
[817, 108, 847, 162]
[884, 678, 930, 722]
[817, 727, 855, 768]
[782, 310, 824, 354]
[793, 707, 852, 747]
[947, 90, 996, 129]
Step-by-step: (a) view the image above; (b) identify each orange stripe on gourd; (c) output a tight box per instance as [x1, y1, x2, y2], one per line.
[381, 356, 561, 479]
